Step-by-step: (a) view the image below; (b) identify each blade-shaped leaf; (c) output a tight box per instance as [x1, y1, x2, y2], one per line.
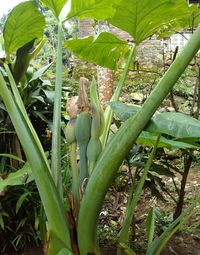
[110, 102, 200, 139]
[67, 0, 121, 20]
[29, 62, 52, 82]
[146, 207, 157, 246]
[65, 32, 129, 69]
[0, 153, 25, 163]
[3, 1, 45, 55]
[39, 0, 67, 18]
[16, 191, 31, 214]
[0, 163, 33, 192]
[108, 0, 197, 44]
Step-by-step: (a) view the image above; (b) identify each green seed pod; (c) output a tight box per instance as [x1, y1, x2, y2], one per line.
[87, 138, 102, 163]
[90, 77, 104, 138]
[90, 106, 103, 138]
[75, 112, 92, 183]
[75, 112, 91, 145]
[64, 118, 76, 144]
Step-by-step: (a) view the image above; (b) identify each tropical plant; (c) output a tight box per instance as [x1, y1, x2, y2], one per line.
[1, 1, 200, 255]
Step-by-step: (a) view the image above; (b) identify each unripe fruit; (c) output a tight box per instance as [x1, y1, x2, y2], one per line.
[87, 138, 102, 163]
[75, 112, 91, 145]
[64, 118, 76, 144]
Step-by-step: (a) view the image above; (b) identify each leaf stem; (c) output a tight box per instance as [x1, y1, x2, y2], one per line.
[51, 21, 63, 197]
[118, 134, 161, 249]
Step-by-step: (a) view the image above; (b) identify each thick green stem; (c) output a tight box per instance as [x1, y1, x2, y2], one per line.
[78, 25, 200, 255]
[69, 142, 80, 217]
[51, 22, 63, 196]
[118, 135, 161, 249]
[100, 44, 137, 148]
[79, 144, 88, 183]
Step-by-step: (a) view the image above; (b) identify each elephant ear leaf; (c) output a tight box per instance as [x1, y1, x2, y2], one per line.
[67, 0, 121, 20]
[39, 0, 67, 18]
[65, 32, 129, 69]
[3, 1, 45, 57]
[108, 0, 198, 44]
[110, 102, 200, 139]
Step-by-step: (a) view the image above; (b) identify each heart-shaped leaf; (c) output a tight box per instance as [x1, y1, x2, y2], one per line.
[3, 1, 45, 56]
[67, 0, 121, 20]
[108, 0, 197, 44]
[65, 32, 129, 69]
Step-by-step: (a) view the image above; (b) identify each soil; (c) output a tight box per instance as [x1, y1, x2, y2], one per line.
[98, 166, 200, 255]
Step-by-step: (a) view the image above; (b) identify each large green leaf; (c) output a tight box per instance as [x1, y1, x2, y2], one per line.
[148, 112, 200, 138]
[65, 32, 129, 69]
[39, 0, 67, 18]
[137, 132, 199, 150]
[0, 163, 33, 192]
[3, 1, 45, 56]
[110, 102, 200, 139]
[108, 0, 197, 44]
[157, 7, 200, 39]
[67, 0, 121, 20]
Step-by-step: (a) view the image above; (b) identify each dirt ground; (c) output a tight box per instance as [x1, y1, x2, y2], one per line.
[98, 167, 200, 255]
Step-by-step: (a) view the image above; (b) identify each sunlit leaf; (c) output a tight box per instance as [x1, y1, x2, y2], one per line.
[3, 1, 45, 55]
[65, 32, 129, 69]
[108, 0, 197, 44]
[39, 0, 67, 18]
[67, 0, 121, 20]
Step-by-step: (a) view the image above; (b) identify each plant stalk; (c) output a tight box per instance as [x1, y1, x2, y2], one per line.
[69, 142, 80, 217]
[51, 22, 63, 197]
[118, 134, 161, 251]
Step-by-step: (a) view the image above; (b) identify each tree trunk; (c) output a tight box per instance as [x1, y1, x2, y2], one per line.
[96, 21, 114, 109]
